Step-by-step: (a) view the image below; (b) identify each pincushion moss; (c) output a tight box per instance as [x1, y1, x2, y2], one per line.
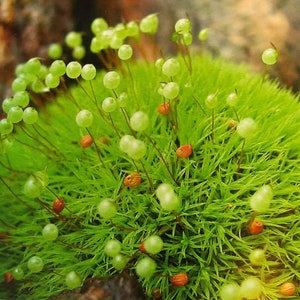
[1, 16, 300, 300]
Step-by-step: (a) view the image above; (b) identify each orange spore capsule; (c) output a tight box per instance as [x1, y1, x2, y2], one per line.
[80, 135, 93, 148]
[176, 144, 193, 158]
[53, 198, 65, 214]
[249, 220, 264, 235]
[139, 241, 147, 253]
[280, 282, 296, 296]
[171, 273, 188, 286]
[4, 272, 13, 283]
[157, 102, 171, 115]
[124, 173, 142, 188]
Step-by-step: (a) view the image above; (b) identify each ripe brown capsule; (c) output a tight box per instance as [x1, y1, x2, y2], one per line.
[53, 198, 65, 214]
[124, 173, 142, 188]
[280, 282, 296, 296]
[171, 273, 188, 286]
[80, 135, 93, 148]
[228, 119, 238, 130]
[176, 144, 193, 158]
[139, 241, 147, 253]
[157, 102, 171, 115]
[249, 220, 264, 235]
[4, 272, 13, 283]
[98, 135, 110, 145]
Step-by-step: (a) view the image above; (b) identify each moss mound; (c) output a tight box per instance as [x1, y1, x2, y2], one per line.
[1, 17, 300, 300]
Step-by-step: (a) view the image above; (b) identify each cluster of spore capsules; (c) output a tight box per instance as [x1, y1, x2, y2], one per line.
[0, 13, 299, 300]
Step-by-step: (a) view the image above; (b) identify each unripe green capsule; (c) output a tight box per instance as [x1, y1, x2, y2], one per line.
[136, 257, 157, 279]
[139, 14, 159, 34]
[262, 47, 278, 65]
[239, 277, 262, 300]
[91, 18, 108, 35]
[144, 235, 163, 254]
[175, 18, 191, 34]
[12, 267, 24, 280]
[0, 118, 14, 135]
[66, 61, 82, 79]
[48, 43, 63, 59]
[103, 71, 121, 90]
[76, 110, 93, 127]
[72, 45, 86, 60]
[104, 240, 122, 257]
[130, 111, 149, 131]
[250, 184, 273, 212]
[27, 256, 44, 273]
[162, 58, 180, 77]
[13, 91, 30, 108]
[81, 64, 96, 81]
[119, 135, 135, 153]
[23, 176, 43, 198]
[65, 271, 82, 289]
[65, 31, 82, 48]
[198, 28, 209, 42]
[226, 93, 238, 107]
[8, 106, 23, 123]
[163, 82, 179, 99]
[118, 44, 133, 60]
[220, 283, 241, 300]
[249, 248, 266, 266]
[102, 97, 118, 113]
[49, 60, 66, 77]
[112, 254, 128, 270]
[23, 107, 38, 124]
[97, 198, 117, 219]
[45, 73, 60, 89]
[42, 224, 59, 241]
[236, 118, 257, 139]
[127, 139, 147, 160]
[205, 94, 217, 109]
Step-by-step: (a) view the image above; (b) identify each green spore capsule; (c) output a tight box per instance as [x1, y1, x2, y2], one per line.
[66, 61, 82, 79]
[65, 31, 82, 48]
[136, 257, 157, 279]
[97, 199, 117, 219]
[49, 60, 66, 77]
[0, 118, 14, 135]
[65, 271, 82, 289]
[175, 18, 191, 34]
[47, 43, 63, 59]
[7, 106, 23, 123]
[139, 14, 159, 34]
[22, 107, 38, 124]
[12, 267, 24, 280]
[262, 47, 278, 65]
[81, 64, 96, 81]
[75, 109, 93, 127]
[118, 44, 133, 60]
[103, 71, 121, 90]
[130, 111, 149, 132]
[42, 224, 59, 241]
[27, 256, 44, 273]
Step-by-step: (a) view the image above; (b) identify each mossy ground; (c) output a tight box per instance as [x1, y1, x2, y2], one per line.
[1, 53, 300, 300]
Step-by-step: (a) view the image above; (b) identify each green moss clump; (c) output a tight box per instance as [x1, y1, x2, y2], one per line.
[1, 16, 300, 300]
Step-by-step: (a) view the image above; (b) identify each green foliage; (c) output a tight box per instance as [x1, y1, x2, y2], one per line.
[1, 15, 300, 300]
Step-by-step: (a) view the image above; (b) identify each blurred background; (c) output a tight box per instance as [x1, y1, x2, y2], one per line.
[0, 0, 299, 101]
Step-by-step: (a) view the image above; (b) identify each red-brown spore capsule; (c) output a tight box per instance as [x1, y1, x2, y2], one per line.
[53, 198, 65, 214]
[171, 273, 188, 286]
[80, 135, 93, 148]
[124, 173, 142, 188]
[249, 220, 264, 235]
[157, 102, 171, 115]
[176, 144, 193, 158]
